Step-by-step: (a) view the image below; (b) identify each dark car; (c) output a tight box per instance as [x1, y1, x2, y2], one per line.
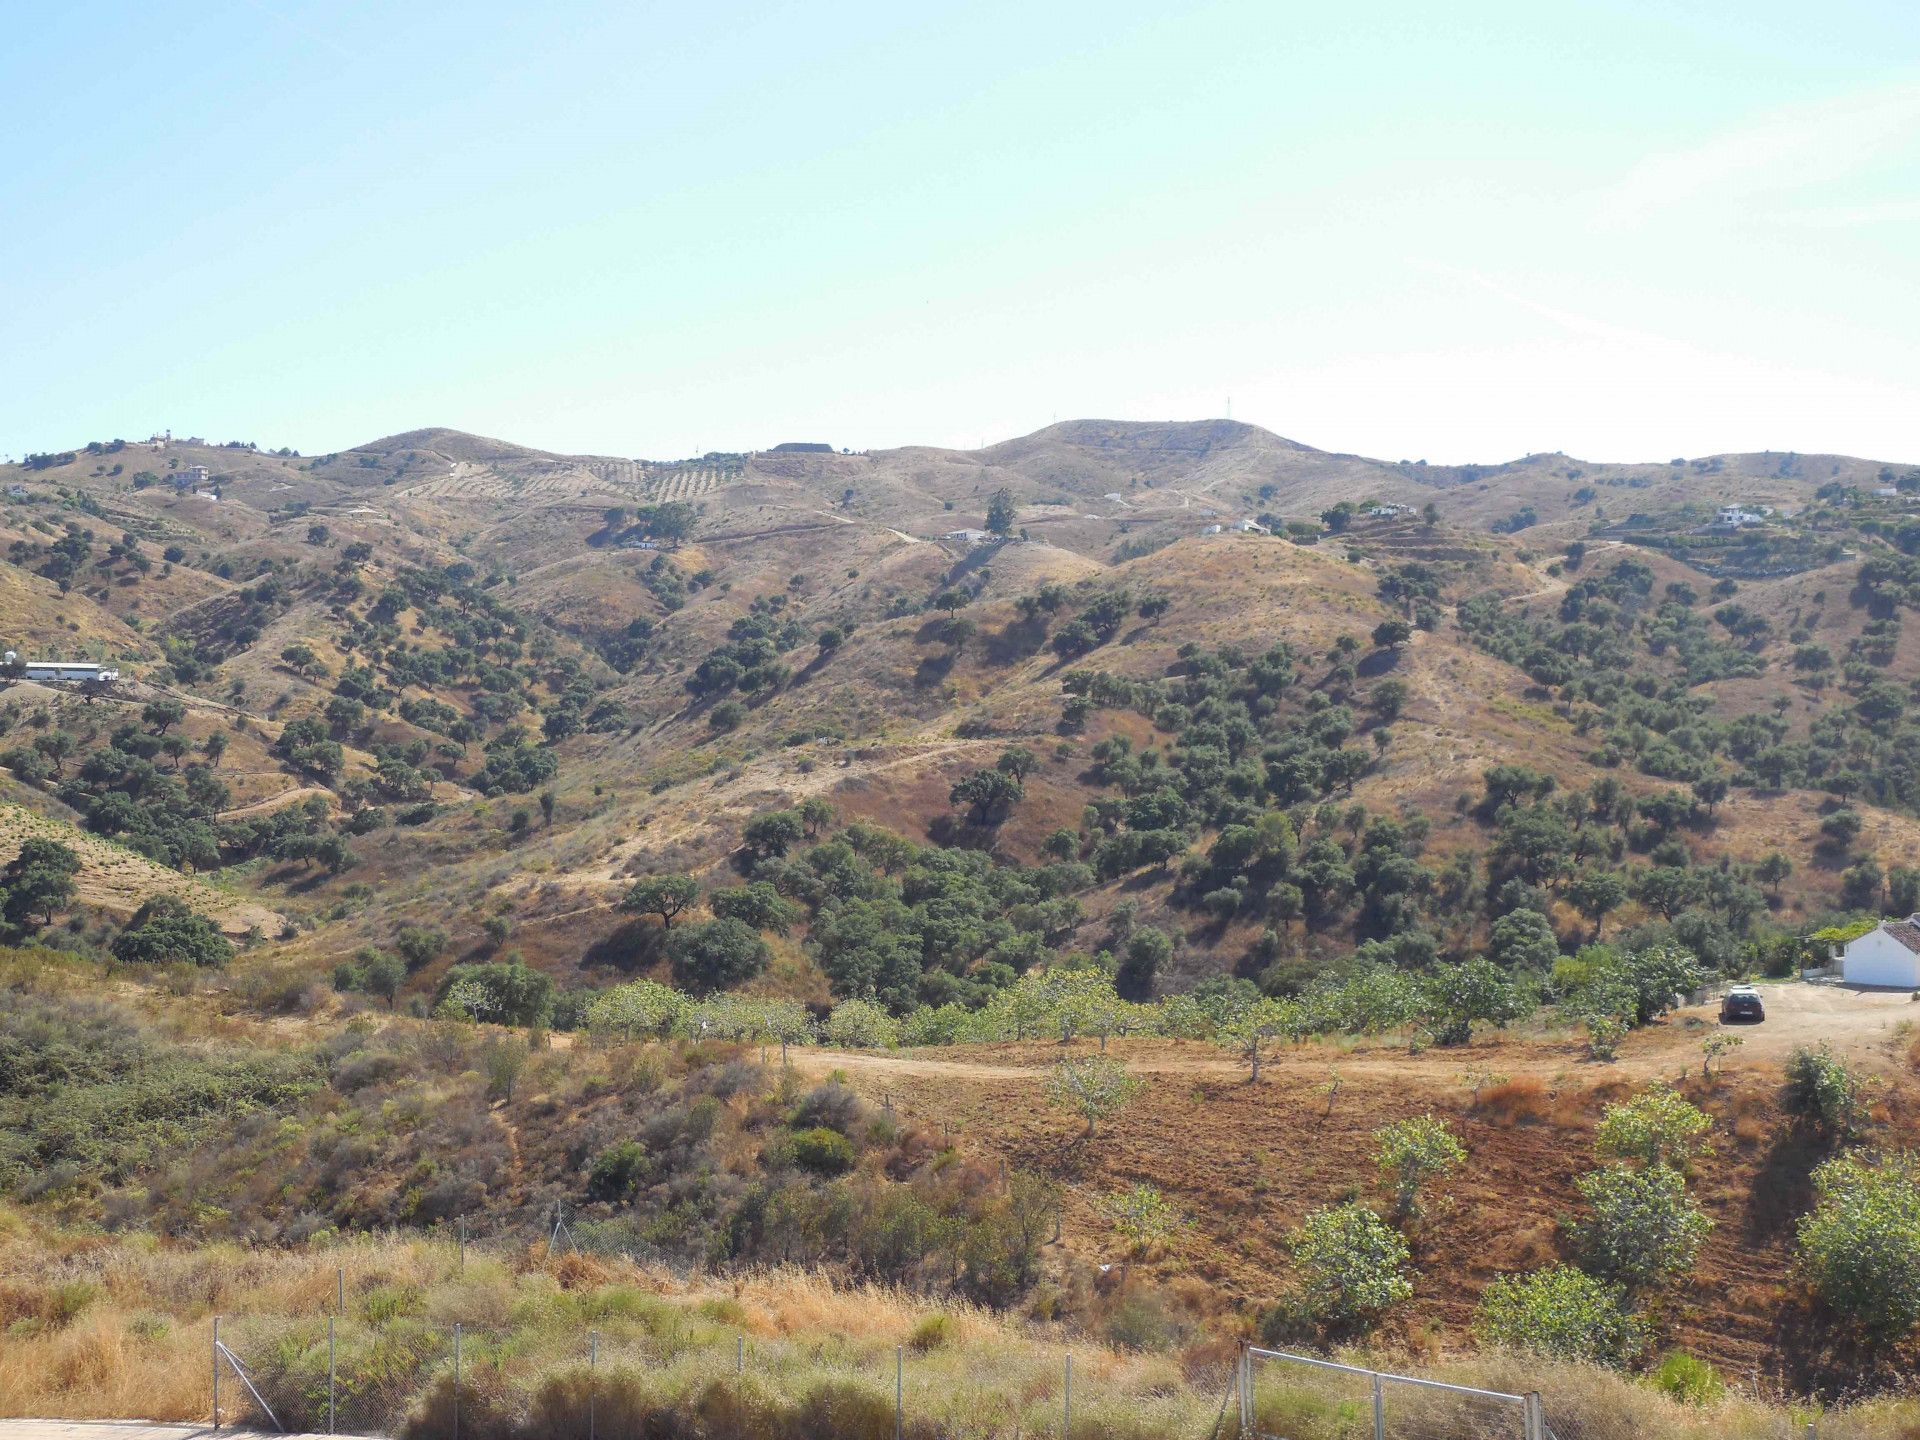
[1720, 985, 1766, 1023]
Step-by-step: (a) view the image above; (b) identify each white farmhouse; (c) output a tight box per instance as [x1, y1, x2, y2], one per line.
[1838, 917, 1920, 989]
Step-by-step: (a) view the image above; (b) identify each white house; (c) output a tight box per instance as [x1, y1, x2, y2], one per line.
[1839, 917, 1920, 989]
[1713, 505, 1772, 527]
[1233, 518, 1270, 534]
[942, 528, 991, 545]
[4, 653, 120, 684]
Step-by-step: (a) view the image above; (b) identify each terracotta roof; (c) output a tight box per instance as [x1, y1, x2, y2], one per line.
[1882, 919, 1920, 954]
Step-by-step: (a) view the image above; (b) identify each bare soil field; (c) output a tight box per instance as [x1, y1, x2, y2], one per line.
[794, 988, 1920, 1382]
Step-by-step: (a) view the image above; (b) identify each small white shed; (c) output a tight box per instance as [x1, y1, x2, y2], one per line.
[1840, 917, 1920, 989]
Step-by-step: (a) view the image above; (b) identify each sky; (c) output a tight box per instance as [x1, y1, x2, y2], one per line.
[3, 1, 1918, 465]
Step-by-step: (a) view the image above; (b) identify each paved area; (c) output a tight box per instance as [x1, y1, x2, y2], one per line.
[0, 1425, 330, 1440]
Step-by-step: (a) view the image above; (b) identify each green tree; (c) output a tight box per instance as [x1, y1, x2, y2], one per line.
[1594, 1087, 1712, 1170]
[1290, 1203, 1413, 1328]
[1571, 1164, 1711, 1289]
[1, 837, 79, 928]
[799, 796, 836, 836]
[1474, 1265, 1645, 1366]
[1757, 852, 1793, 897]
[708, 881, 799, 934]
[1489, 907, 1559, 971]
[1784, 1045, 1866, 1137]
[951, 768, 1023, 825]
[1796, 1151, 1920, 1338]
[1421, 957, 1525, 1045]
[667, 917, 770, 992]
[110, 894, 234, 968]
[1374, 1114, 1467, 1220]
[395, 924, 449, 971]
[1567, 870, 1629, 942]
[742, 810, 805, 858]
[1045, 1055, 1143, 1138]
[437, 961, 553, 1025]
[823, 997, 899, 1048]
[622, 873, 699, 930]
[985, 487, 1017, 537]
[361, 948, 406, 1007]
[1370, 618, 1412, 651]
[584, 978, 687, 1039]
[1115, 927, 1171, 1002]
[1218, 996, 1301, 1083]
[142, 699, 187, 734]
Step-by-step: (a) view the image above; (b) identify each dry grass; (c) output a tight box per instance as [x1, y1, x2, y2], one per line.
[1474, 1077, 1551, 1126]
[1, 1211, 1915, 1438]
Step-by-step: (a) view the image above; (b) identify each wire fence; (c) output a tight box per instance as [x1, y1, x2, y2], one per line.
[195, 1225, 1855, 1440]
[1243, 1347, 1540, 1440]
[212, 1313, 1089, 1439]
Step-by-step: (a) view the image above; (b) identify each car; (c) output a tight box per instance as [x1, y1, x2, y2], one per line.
[1720, 985, 1766, 1023]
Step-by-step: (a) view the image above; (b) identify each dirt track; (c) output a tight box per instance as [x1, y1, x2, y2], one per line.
[793, 982, 1920, 1091]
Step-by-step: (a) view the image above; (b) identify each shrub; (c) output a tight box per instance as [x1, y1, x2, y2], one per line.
[1785, 1045, 1865, 1136]
[1373, 1113, 1466, 1219]
[1102, 1183, 1184, 1255]
[1593, 1087, 1711, 1170]
[1570, 1164, 1711, 1289]
[587, 1141, 651, 1202]
[1289, 1203, 1413, 1329]
[1474, 1265, 1645, 1366]
[1796, 1150, 1920, 1337]
[110, 895, 234, 969]
[789, 1126, 856, 1176]
[1650, 1351, 1724, 1406]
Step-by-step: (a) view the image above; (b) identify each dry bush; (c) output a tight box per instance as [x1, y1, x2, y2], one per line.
[1475, 1077, 1550, 1126]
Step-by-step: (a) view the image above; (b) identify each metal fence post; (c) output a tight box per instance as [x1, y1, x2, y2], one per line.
[1370, 1372, 1384, 1440]
[1237, 1345, 1250, 1437]
[1063, 1351, 1072, 1439]
[336, 1266, 345, 1316]
[895, 1344, 904, 1440]
[1523, 1391, 1544, 1440]
[327, 1315, 337, 1435]
[589, 1330, 598, 1440]
[211, 1315, 221, 1432]
[453, 1322, 462, 1440]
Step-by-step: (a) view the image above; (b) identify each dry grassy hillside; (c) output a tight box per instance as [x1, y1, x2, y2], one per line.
[10, 419, 1920, 1403]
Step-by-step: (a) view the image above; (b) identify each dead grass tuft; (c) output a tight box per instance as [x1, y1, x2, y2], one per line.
[1475, 1077, 1550, 1126]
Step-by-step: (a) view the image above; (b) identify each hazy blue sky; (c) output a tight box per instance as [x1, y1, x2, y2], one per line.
[4, 2, 1917, 463]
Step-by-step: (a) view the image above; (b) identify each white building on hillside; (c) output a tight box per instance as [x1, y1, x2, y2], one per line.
[1838, 917, 1920, 989]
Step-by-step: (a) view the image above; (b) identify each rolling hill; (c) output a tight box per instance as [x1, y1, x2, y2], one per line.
[8, 417, 1920, 1424]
